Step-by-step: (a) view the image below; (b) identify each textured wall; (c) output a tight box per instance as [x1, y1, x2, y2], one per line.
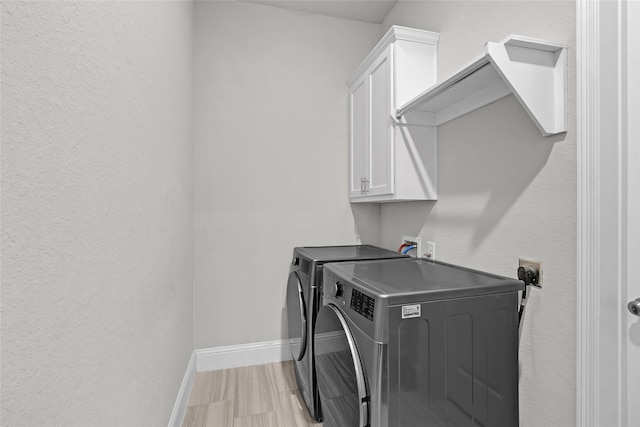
[380, 2, 576, 426]
[1, 2, 194, 425]
[193, 1, 381, 348]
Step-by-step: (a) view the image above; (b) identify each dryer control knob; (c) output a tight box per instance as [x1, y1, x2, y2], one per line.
[333, 282, 344, 298]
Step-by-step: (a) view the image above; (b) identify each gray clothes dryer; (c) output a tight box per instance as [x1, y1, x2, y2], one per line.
[286, 245, 407, 421]
[314, 258, 524, 427]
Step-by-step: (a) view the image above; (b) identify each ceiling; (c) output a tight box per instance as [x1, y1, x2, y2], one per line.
[243, 0, 398, 24]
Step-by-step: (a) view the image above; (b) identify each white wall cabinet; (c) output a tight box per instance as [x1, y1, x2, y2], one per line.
[348, 26, 439, 203]
[348, 29, 568, 203]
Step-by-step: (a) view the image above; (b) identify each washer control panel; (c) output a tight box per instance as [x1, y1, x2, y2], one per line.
[350, 289, 375, 321]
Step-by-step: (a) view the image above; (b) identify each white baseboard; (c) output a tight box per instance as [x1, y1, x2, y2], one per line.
[169, 339, 294, 426]
[168, 351, 196, 427]
[195, 339, 292, 373]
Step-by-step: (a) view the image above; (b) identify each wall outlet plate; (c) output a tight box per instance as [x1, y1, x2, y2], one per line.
[518, 258, 543, 287]
[425, 241, 436, 260]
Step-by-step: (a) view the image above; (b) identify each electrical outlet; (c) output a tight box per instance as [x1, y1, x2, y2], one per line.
[424, 241, 436, 260]
[401, 235, 422, 257]
[518, 258, 543, 287]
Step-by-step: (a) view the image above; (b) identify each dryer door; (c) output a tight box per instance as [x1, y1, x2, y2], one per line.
[286, 271, 307, 361]
[314, 304, 369, 427]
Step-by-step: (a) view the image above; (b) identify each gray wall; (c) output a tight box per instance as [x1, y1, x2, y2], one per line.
[1, 2, 194, 425]
[193, 1, 381, 348]
[380, 2, 576, 426]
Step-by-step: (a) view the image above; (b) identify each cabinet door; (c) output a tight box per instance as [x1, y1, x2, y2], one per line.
[349, 74, 367, 198]
[366, 46, 393, 196]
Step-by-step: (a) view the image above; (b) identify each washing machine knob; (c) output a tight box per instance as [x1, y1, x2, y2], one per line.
[333, 282, 344, 298]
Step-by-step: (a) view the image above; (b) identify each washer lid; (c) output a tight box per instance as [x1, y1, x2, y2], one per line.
[325, 258, 524, 305]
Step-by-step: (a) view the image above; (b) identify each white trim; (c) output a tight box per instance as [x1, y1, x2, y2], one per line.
[195, 339, 292, 373]
[393, 25, 440, 45]
[348, 25, 439, 87]
[577, 0, 634, 425]
[167, 351, 196, 427]
[576, 0, 600, 425]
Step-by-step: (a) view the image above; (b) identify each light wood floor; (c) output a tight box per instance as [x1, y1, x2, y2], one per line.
[182, 361, 323, 427]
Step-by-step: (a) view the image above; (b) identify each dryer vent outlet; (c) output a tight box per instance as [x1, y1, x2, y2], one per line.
[401, 235, 422, 258]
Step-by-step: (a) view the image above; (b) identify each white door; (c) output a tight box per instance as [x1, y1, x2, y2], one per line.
[624, 0, 640, 421]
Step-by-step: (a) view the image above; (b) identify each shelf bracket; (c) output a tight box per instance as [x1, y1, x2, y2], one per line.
[395, 34, 568, 137]
[487, 35, 567, 136]
[390, 114, 435, 128]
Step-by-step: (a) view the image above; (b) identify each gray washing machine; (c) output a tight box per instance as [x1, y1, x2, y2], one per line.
[315, 257, 524, 427]
[286, 245, 407, 421]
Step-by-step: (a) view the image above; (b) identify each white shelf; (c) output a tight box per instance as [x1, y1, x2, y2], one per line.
[395, 35, 567, 136]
